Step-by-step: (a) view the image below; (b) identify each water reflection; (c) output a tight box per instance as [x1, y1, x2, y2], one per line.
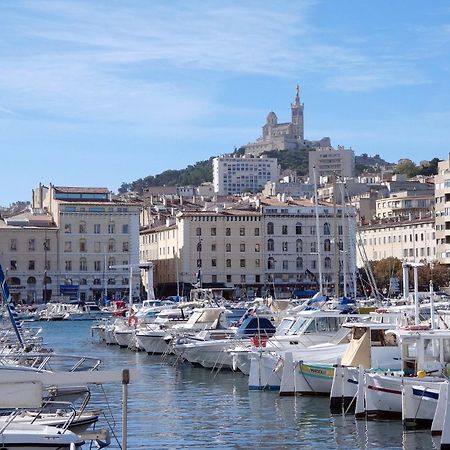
[37, 322, 437, 449]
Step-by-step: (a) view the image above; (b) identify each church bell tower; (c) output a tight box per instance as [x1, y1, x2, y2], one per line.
[291, 84, 304, 143]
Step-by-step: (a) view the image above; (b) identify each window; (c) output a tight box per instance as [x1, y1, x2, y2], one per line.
[80, 278, 87, 285]
[197, 242, 202, 252]
[255, 275, 261, 283]
[255, 259, 260, 268]
[108, 222, 115, 234]
[122, 224, 129, 234]
[226, 228, 231, 236]
[226, 243, 231, 252]
[241, 275, 246, 283]
[44, 239, 51, 251]
[212, 258, 217, 267]
[254, 227, 260, 236]
[282, 225, 288, 235]
[324, 223, 331, 235]
[267, 257, 275, 270]
[227, 275, 232, 283]
[108, 257, 116, 269]
[255, 243, 260, 252]
[296, 257, 303, 269]
[10, 260, 17, 270]
[197, 259, 202, 268]
[94, 224, 101, 234]
[64, 241, 71, 252]
[311, 242, 317, 252]
[226, 259, 231, 268]
[211, 227, 216, 236]
[28, 239, 35, 252]
[28, 260, 35, 270]
[10, 239, 17, 251]
[212, 275, 218, 283]
[324, 257, 331, 269]
[296, 239, 303, 252]
[65, 260, 72, 271]
[27, 276, 36, 285]
[311, 260, 316, 269]
[64, 224, 71, 233]
[79, 221, 86, 233]
[196, 227, 202, 236]
[338, 225, 343, 235]
[240, 227, 245, 236]
[310, 226, 316, 235]
[240, 243, 246, 252]
[283, 260, 288, 270]
[108, 278, 116, 285]
[240, 259, 246, 268]
[79, 258, 87, 271]
[93, 278, 102, 285]
[79, 239, 87, 252]
[324, 239, 331, 252]
[94, 261, 101, 271]
[282, 242, 288, 252]
[122, 242, 129, 252]
[108, 239, 115, 252]
[267, 239, 274, 252]
[296, 222, 302, 235]
[267, 222, 274, 235]
[211, 243, 216, 252]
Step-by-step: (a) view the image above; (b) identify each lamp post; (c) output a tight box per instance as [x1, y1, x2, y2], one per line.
[197, 237, 202, 288]
[43, 237, 48, 303]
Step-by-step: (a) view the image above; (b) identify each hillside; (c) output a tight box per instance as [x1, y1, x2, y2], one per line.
[118, 148, 396, 194]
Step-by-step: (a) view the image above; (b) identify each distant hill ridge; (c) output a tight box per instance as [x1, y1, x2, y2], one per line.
[118, 148, 394, 194]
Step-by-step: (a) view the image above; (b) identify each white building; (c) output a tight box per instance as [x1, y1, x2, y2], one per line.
[213, 155, 279, 195]
[308, 146, 355, 181]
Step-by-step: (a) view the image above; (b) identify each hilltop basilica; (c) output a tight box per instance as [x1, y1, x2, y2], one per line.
[243, 85, 330, 156]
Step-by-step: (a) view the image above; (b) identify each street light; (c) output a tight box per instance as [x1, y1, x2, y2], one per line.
[43, 238, 49, 303]
[197, 237, 202, 288]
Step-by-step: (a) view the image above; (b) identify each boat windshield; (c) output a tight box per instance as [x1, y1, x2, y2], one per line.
[274, 318, 296, 336]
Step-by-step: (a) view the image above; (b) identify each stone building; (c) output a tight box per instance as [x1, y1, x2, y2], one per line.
[24, 183, 142, 302]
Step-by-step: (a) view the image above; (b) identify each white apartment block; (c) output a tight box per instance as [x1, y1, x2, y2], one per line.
[435, 155, 450, 263]
[27, 184, 142, 303]
[308, 146, 355, 181]
[357, 216, 435, 267]
[213, 155, 279, 195]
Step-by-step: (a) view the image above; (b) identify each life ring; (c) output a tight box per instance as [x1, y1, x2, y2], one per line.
[128, 315, 138, 327]
[401, 325, 430, 331]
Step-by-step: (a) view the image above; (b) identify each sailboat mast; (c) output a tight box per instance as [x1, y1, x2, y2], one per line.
[333, 174, 339, 299]
[313, 166, 324, 294]
[339, 180, 348, 298]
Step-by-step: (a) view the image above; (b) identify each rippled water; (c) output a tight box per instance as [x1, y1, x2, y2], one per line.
[35, 321, 439, 449]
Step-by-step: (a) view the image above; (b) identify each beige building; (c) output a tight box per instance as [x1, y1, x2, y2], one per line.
[140, 197, 357, 298]
[375, 190, 435, 219]
[141, 208, 264, 299]
[357, 215, 435, 267]
[435, 156, 450, 263]
[29, 184, 142, 302]
[0, 210, 57, 303]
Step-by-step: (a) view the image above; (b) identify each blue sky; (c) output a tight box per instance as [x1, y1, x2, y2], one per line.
[2, 0, 450, 205]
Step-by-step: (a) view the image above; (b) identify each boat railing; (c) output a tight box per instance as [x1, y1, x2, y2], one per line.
[0, 353, 102, 373]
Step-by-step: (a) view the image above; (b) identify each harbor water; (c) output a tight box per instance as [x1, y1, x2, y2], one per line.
[36, 321, 438, 449]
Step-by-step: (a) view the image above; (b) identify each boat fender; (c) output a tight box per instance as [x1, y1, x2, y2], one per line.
[128, 315, 138, 327]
